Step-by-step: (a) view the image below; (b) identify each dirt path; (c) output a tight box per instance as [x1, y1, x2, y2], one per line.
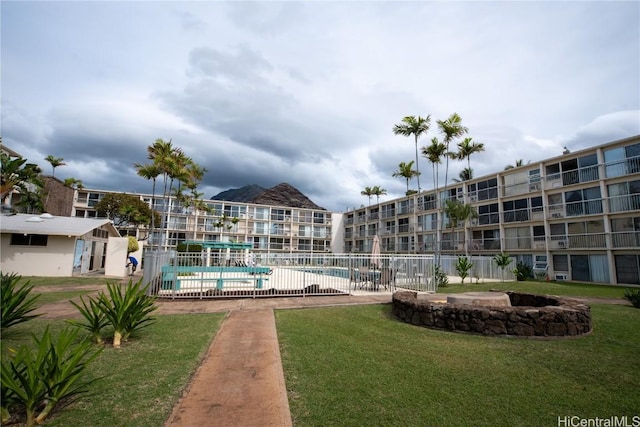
[164, 309, 292, 427]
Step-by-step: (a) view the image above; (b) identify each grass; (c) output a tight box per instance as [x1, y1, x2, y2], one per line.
[1, 313, 224, 427]
[439, 280, 629, 299]
[34, 290, 94, 305]
[20, 276, 112, 287]
[276, 303, 640, 427]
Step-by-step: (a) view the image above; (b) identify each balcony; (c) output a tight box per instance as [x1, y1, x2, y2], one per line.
[503, 236, 532, 251]
[608, 194, 640, 213]
[567, 233, 607, 248]
[611, 231, 640, 248]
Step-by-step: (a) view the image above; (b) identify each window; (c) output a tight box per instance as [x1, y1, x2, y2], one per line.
[476, 178, 498, 201]
[478, 203, 499, 225]
[553, 254, 569, 272]
[313, 212, 326, 224]
[11, 234, 48, 246]
[75, 209, 85, 218]
[615, 254, 640, 285]
[564, 187, 602, 217]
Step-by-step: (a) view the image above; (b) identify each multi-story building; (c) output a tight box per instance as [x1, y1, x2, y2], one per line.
[341, 135, 640, 285]
[71, 189, 338, 255]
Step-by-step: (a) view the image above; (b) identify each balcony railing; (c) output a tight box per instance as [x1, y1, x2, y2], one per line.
[611, 231, 640, 248]
[503, 236, 532, 250]
[608, 194, 640, 213]
[567, 233, 607, 248]
[605, 155, 640, 178]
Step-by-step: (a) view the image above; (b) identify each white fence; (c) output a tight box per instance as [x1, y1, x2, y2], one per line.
[142, 252, 515, 299]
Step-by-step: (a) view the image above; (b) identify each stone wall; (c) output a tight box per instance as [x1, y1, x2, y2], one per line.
[392, 291, 592, 337]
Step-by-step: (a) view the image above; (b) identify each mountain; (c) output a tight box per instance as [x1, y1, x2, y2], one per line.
[211, 185, 265, 203]
[211, 183, 325, 210]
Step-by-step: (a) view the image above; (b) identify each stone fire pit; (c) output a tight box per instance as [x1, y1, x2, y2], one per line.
[392, 290, 592, 338]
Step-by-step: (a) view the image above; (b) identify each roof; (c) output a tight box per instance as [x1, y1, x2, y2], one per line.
[0, 213, 120, 237]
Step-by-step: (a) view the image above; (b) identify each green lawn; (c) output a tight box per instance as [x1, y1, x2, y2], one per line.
[21, 276, 113, 287]
[276, 303, 640, 427]
[34, 290, 94, 304]
[439, 280, 629, 299]
[1, 313, 224, 427]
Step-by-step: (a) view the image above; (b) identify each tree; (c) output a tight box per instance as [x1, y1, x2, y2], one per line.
[134, 162, 162, 231]
[455, 256, 473, 284]
[493, 252, 513, 282]
[452, 167, 473, 183]
[371, 186, 387, 204]
[392, 161, 420, 195]
[453, 137, 484, 177]
[393, 115, 431, 193]
[1, 153, 42, 201]
[63, 177, 84, 189]
[422, 138, 447, 263]
[436, 113, 468, 198]
[361, 187, 374, 206]
[444, 200, 477, 256]
[94, 193, 158, 228]
[44, 155, 66, 177]
[505, 159, 529, 170]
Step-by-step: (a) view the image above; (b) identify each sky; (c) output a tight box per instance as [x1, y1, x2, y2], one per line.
[2, 1, 639, 212]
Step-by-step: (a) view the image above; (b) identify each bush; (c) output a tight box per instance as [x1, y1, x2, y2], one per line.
[623, 288, 640, 308]
[1, 327, 102, 426]
[455, 257, 473, 284]
[127, 236, 139, 254]
[1, 272, 41, 330]
[434, 265, 449, 288]
[513, 262, 534, 281]
[95, 279, 157, 348]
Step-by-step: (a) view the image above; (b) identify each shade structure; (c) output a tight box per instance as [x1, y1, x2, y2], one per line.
[371, 235, 381, 268]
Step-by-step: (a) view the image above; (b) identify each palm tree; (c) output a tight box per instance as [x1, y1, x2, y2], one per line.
[437, 114, 468, 193]
[452, 167, 473, 182]
[493, 252, 513, 282]
[63, 177, 84, 189]
[393, 115, 431, 193]
[371, 186, 387, 204]
[505, 159, 528, 170]
[454, 137, 484, 175]
[134, 162, 162, 232]
[44, 155, 66, 177]
[422, 138, 447, 263]
[392, 161, 420, 195]
[361, 186, 374, 206]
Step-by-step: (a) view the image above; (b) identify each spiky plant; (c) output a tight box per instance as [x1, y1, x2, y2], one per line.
[1, 272, 41, 330]
[1, 327, 102, 426]
[68, 296, 109, 344]
[95, 279, 157, 348]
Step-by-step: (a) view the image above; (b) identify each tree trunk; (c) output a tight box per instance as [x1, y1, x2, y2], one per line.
[113, 330, 123, 348]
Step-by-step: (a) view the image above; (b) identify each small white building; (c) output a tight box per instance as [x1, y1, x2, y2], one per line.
[0, 213, 122, 277]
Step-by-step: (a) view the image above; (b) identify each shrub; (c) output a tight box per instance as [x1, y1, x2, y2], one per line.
[493, 253, 513, 282]
[1, 327, 102, 426]
[127, 236, 139, 254]
[68, 296, 109, 345]
[513, 262, 534, 281]
[95, 279, 157, 348]
[434, 265, 449, 288]
[455, 257, 473, 284]
[1, 272, 41, 330]
[623, 288, 640, 308]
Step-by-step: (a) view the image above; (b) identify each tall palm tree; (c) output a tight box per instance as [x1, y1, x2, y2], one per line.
[361, 186, 374, 206]
[392, 161, 420, 195]
[422, 138, 447, 263]
[437, 113, 468, 250]
[454, 137, 484, 175]
[444, 200, 477, 256]
[134, 162, 162, 232]
[371, 186, 387, 204]
[393, 115, 431, 193]
[44, 155, 66, 177]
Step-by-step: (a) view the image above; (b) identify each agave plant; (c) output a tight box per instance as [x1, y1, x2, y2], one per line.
[1, 327, 102, 426]
[68, 296, 109, 344]
[96, 279, 157, 348]
[1, 272, 41, 330]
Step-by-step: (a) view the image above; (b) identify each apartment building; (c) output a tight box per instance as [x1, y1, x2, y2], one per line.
[71, 190, 338, 255]
[341, 135, 640, 285]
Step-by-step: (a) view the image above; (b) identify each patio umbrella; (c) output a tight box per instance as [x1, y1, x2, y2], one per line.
[371, 235, 381, 269]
